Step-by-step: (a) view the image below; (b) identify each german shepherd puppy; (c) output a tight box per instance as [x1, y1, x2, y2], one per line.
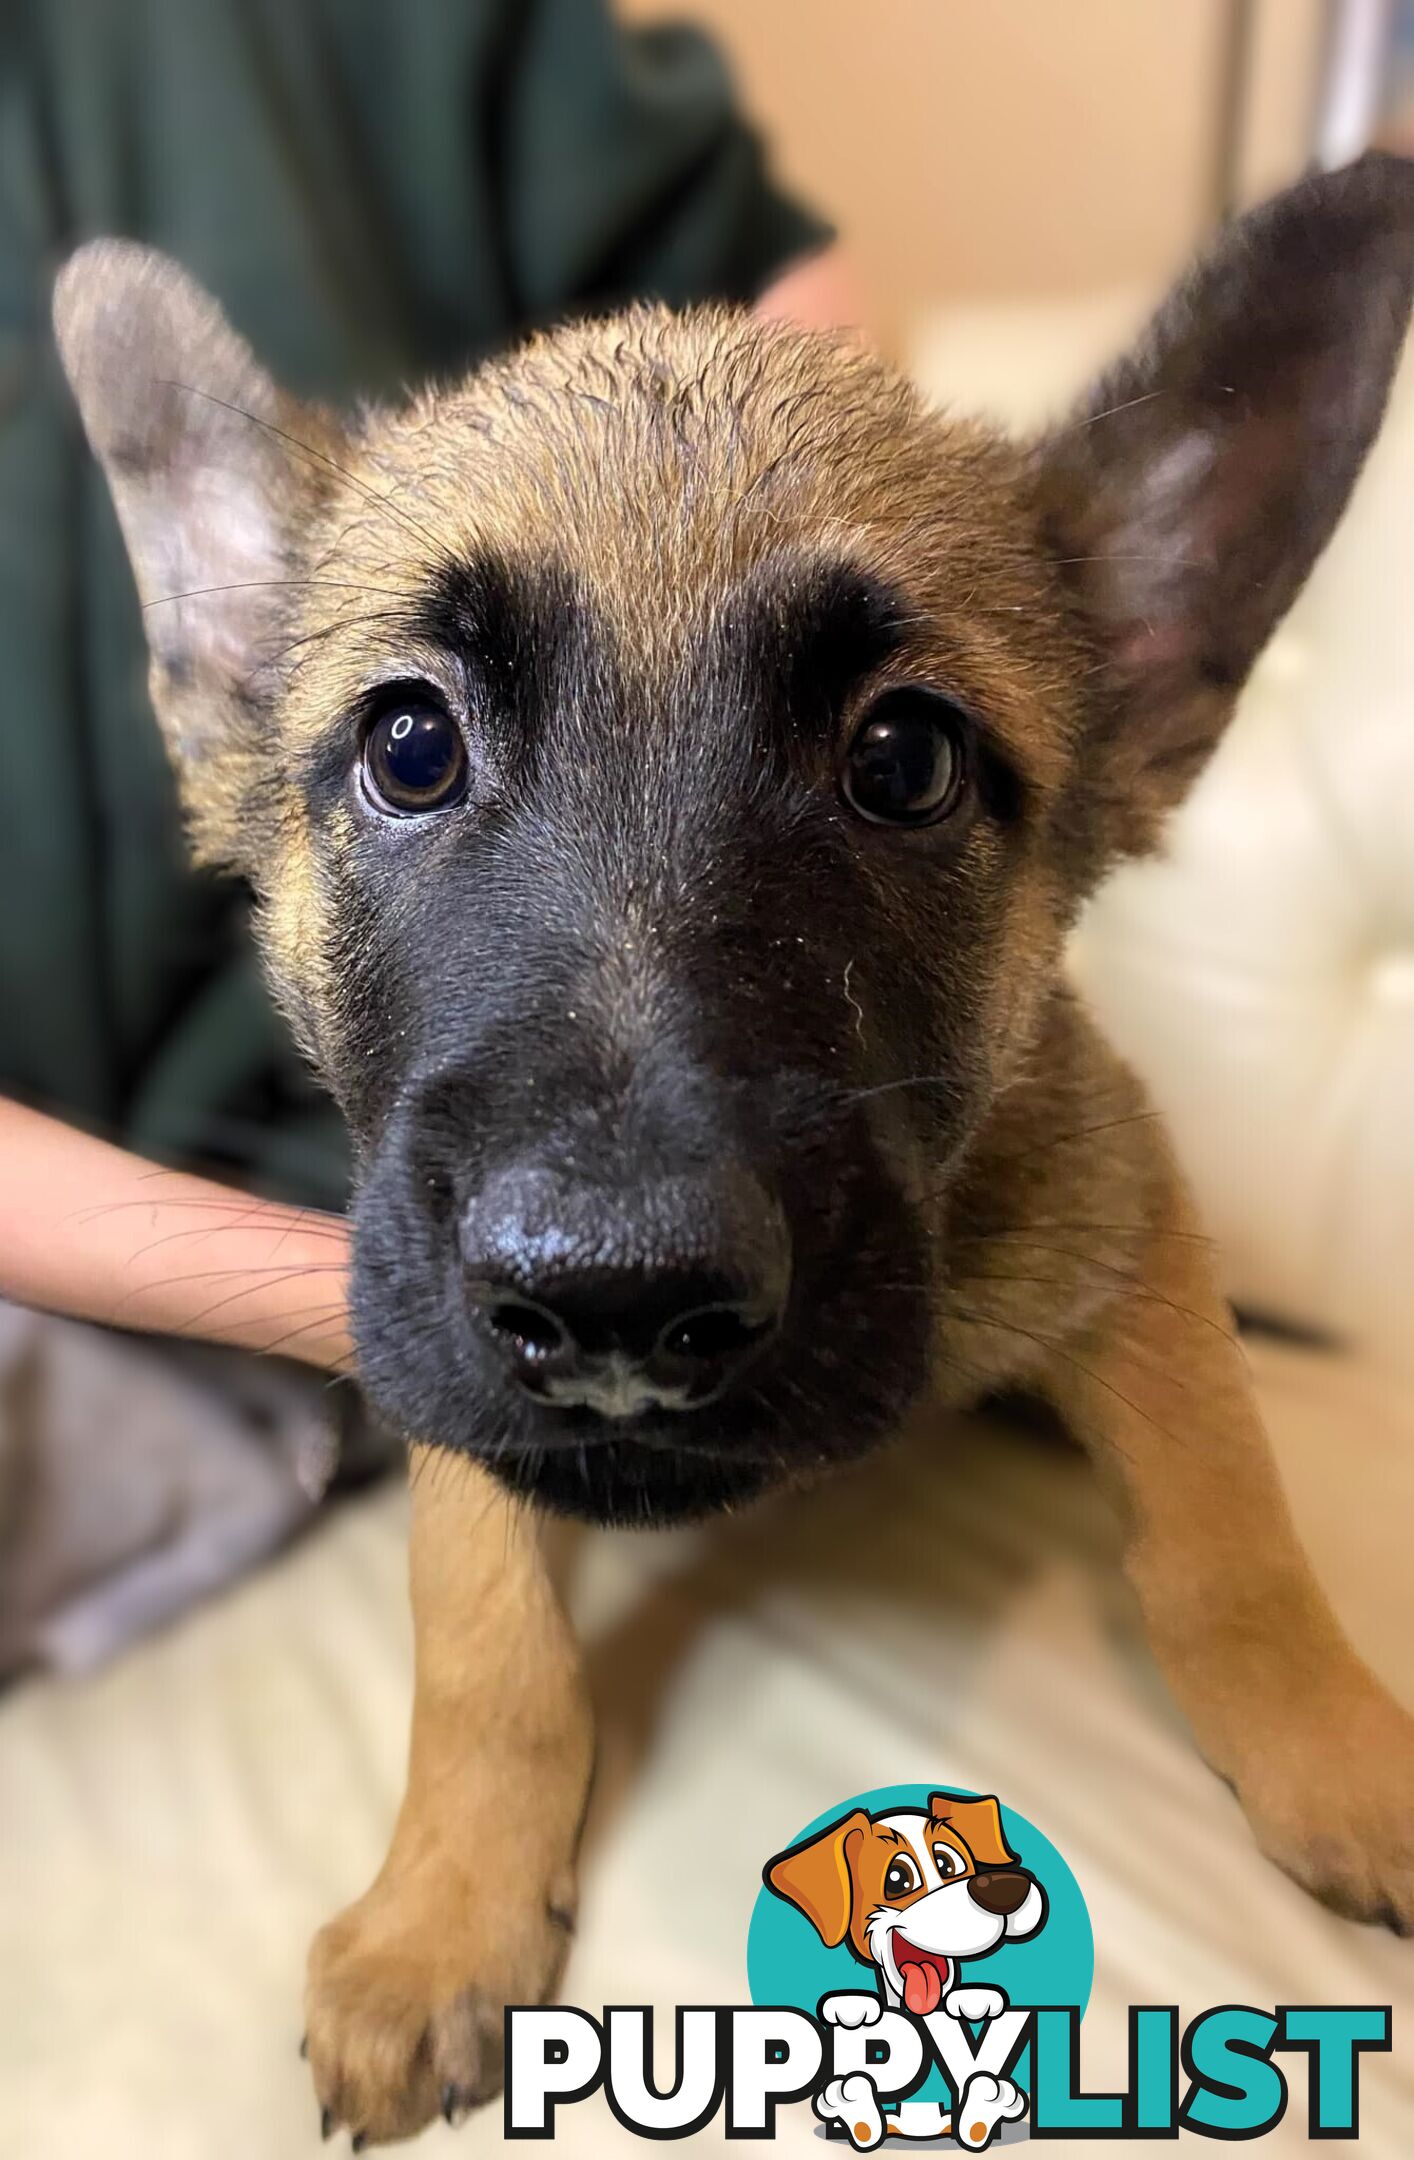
[56, 156, 1414, 2143]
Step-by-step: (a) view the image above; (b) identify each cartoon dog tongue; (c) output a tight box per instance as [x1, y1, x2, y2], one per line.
[895, 1942, 948, 2015]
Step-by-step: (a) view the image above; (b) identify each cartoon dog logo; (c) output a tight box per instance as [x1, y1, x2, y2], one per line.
[764, 1789, 1048, 2150]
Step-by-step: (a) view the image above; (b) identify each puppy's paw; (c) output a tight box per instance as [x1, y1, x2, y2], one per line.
[1234, 1679, 1414, 1933]
[305, 1862, 574, 2146]
[954, 2071, 1026, 2151]
[815, 2072, 886, 2149]
[942, 1984, 1007, 2024]
[820, 1991, 884, 2028]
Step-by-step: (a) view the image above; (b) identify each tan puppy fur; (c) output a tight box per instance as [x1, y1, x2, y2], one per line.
[304, 1454, 591, 2139]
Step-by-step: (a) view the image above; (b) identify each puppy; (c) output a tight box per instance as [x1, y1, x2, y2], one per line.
[768, 1791, 1044, 2149]
[54, 155, 1414, 2143]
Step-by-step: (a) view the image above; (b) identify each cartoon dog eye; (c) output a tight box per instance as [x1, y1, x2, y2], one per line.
[883, 1855, 920, 1898]
[931, 1842, 968, 1879]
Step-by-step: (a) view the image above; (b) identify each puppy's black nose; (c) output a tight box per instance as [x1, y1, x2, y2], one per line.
[968, 1870, 1033, 1917]
[459, 1165, 789, 1417]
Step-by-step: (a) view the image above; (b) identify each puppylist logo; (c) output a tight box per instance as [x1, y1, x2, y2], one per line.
[504, 1784, 1392, 2144]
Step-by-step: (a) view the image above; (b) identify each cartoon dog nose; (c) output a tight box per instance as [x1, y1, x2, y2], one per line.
[459, 1164, 789, 1416]
[968, 1870, 1033, 1917]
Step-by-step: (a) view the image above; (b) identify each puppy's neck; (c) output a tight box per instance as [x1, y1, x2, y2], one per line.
[934, 987, 1173, 1405]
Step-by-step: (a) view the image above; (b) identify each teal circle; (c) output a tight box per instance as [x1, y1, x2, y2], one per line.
[746, 1783, 1093, 2103]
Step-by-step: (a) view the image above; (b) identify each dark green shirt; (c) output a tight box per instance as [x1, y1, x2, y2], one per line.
[0, 0, 825, 1203]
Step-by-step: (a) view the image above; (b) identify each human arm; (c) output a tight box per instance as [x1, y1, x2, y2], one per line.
[0, 1096, 353, 1370]
[755, 241, 870, 336]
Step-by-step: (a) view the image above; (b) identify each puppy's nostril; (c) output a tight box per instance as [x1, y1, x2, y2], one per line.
[660, 1304, 768, 1365]
[486, 1301, 565, 1363]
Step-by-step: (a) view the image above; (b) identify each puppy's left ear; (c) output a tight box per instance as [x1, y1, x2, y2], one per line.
[1035, 152, 1414, 862]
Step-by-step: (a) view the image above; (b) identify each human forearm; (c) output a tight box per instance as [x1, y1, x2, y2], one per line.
[0, 1098, 353, 1369]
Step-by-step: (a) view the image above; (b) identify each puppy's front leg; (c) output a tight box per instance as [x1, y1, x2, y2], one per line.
[305, 1449, 593, 2145]
[1040, 1179, 1414, 1931]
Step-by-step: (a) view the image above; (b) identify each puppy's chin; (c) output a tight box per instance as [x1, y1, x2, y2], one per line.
[467, 1422, 790, 1526]
[381, 1378, 907, 1526]
[358, 1337, 927, 1526]
[359, 1330, 932, 1521]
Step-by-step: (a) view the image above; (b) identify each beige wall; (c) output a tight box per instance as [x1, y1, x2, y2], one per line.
[621, 0, 1322, 348]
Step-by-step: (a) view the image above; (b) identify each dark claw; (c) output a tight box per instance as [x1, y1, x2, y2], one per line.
[320, 2106, 334, 2141]
[546, 1903, 576, 1935]
[442, 2085, 459, 2126]
[299, 2033, 309, 2060]
[351, 2137, 367, 2155]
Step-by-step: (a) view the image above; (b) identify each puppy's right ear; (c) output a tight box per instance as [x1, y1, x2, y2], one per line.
[929, 1792, 1017, 1871]
[53, 242, 338, 868]
[764, 1808, 870, 1948]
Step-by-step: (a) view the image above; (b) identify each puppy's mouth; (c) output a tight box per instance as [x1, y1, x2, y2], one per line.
[479, 1397, 810, 1524]
[889, 1931, 952, 2017]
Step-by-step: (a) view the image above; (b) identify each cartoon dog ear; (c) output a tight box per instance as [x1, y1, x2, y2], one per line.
[53, 241, 341, 870]
[928, 1792, 1017, 1871]
[764, 1808, 871, 1948]
[1033, 151, 1414, 865]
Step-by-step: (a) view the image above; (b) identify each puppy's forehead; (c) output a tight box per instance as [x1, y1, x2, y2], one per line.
[371, 306, 943, 570]
[308, 307, 1049, 714]
[874, 1809, 973, 1878]
[875, 1811, 935, 1872]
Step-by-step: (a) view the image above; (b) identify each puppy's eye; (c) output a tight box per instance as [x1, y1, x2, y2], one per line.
[883, 1857, 919, 1898]
[362, 689, 467, 815]
[842, 687, 969, 827]
[932, 1843, 967, 1879]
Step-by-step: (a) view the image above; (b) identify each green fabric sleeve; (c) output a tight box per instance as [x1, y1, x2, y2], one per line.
[499, 0, 831, 317]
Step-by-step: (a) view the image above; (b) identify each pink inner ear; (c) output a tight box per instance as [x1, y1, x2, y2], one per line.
[1094, 395, 1320, 702]
[1111, 614, 1195, 683]
[1088, 596, 1204, 723]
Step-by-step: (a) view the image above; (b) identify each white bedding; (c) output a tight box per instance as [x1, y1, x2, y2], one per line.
[3, 1334, 1410, 2157]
